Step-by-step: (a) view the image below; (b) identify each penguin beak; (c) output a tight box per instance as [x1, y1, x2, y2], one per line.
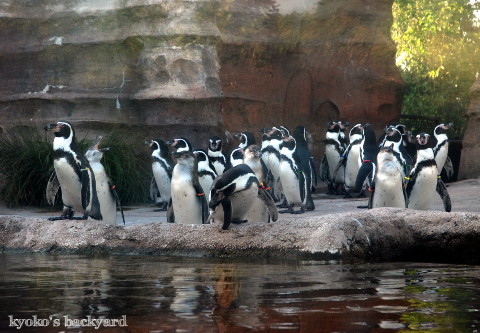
[144, 140, 151, 145]
[98, 147, 110, 153]
[261, 128, 271, 134]
[44, 123, 60, 132]
[167, 139, 177, 147]
[234, 133, 242, 139]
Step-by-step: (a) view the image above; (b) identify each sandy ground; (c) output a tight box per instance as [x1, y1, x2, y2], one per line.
[1, 179, 478, 226]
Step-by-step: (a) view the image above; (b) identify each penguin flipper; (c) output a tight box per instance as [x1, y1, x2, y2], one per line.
[355, 162, 373, 193]
[221, 198, 232, 230]
[332, 157, 346, 183]
[80, 167, 91, 211]
[149, 176, 160, 203]
[109, 182, 126, 225]
[46, 171, 60, 206]
[442, 156, 454, 180]
[367, 179, 375, 209]
[310, 157, 318, 189]
[193, 182, 209, 224]
[257, 186, 278, 222]
[319, 155, 329, 182]
[436, 179, 452, 212]
[167, 198, 175, 223]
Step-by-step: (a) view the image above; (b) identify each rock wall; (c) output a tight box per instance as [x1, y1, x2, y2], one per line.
[0, 0, 403, 157]
[458, 76, 480, 179]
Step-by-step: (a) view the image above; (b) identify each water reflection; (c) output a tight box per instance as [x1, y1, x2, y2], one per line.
[1, 254, 480, 332]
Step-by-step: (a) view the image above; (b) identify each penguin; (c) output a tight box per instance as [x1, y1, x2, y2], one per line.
[381, 125, 413, 178]
[147, 139, 174, 211]
[292, 125, 315, 210]
[323, 122, 345, 194]
[168, 137, 192, 152]
[45, 121, 102, 221]
[278, 131, 314, 214]
[242, 144, 271, 222]
[168, 151, 208, 224]
[354, 123, 379, 196]
[85, 136, 125, 225]
[433, 123, 453, 175]
[260, 126, 287, 203]
[406, 133, 438, 210]
[208, 164, 278, 230]
[369, 144, 407, 209]
[207, 136, 227, 176]
[227, 131, 256, 169]
[193, 148, 217, 194]
[339, 123, 363, 198]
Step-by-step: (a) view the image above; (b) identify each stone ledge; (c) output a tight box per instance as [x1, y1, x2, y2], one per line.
[1, 208, 479, 264]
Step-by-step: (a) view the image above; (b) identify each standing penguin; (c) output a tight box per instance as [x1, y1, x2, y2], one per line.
[193, 148, 217, 194]
[208, 164, 278, 230]
[147, 139, 174, 211]
[338, 123, 363, 198]
[45, 121, 102, 221]
[168, 137, 192, 152]
[278, 131, 315, 214]
[168, 151, 208, 224]
[369, 144, 407, 209]
[242, 144, 271, 222]
[381, 125, 413, 178]
[261, 126, 287, 203]
[323, 122, 345, 194]
[207, 136, 227, 176]
[227, 131, 256, 169]
[354, 123, 379, 196]
[85, 136, 125, 225]
[433, 123, 453, 175]
[406, 133, 438, 210]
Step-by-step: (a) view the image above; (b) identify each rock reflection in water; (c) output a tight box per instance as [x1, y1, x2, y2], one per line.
[1, 254, 480, 332]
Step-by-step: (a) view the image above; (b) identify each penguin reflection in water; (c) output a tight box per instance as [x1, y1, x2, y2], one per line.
[45, 121, 102, 221]
[168, 151, 209, 224]
[208, 164, 278, 230]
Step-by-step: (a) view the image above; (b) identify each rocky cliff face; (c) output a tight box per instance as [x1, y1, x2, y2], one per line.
[459, 77, 480, 179]
[0, 0, 402, 157]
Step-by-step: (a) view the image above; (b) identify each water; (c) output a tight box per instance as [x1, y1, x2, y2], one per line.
[1, 254, 479, 332]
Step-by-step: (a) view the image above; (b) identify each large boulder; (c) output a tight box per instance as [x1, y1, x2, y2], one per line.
[0, 0, 403, 156]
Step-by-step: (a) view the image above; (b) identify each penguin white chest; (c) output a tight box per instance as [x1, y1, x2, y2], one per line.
[408, 167, 437, 210]
[372, 161, 405, 208]
[171, 172, 202, 224]
[435, 143, 449, 173]
[344, 145, 361, 188]
[279, 160, 302, 205]
[54, 157, 83, 211]
[325, 145, 344, 183]
[152, 162, 172, 200]
[90, 164, 117, 225]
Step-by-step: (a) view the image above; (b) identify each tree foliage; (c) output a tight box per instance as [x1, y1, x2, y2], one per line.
[392, 0, 480, 137]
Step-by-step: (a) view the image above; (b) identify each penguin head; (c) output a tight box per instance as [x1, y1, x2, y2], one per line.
[415, 133, 431, 148]
[244, 145, 262, 161]
[378, 144, 395, 161]
[167, 137, 192, 152]
[44, 121, 75, 142]
[208, 136, 222, 152]
[148, 139, 170, 158]
[395, 124, 407, 135]
[172, 151, 195, 166]
[235, 131, 255, 148]
[326, 121, 340, 132]
[385, 126, 402, 143]
[277, 126, 291, 137]
[349, 124, 362, 138]
[338, 121, 350, 131]
[434, 123, 453, 136]
[360, 123, 376, 144]
[85, 136, 109, 163]
[193, 149, 208, 163]
[281, 136, 296, 151]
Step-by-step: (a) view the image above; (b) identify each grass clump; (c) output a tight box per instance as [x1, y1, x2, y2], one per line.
[0, 126, 151, 208]
[0, 126, 53, 207]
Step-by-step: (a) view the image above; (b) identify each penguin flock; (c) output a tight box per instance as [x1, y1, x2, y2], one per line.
[44, 120, 454, 229]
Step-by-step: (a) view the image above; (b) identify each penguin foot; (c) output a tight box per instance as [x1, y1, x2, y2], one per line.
[231, 219, 248, 224]
[48, 209, 75, 221]
[291, 207, 305, 214]
[70, 213, 89, 220]
[276, 198, 289, 208]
